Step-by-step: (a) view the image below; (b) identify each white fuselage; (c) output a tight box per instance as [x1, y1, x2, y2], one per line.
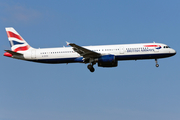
[21, 43, 176, 64]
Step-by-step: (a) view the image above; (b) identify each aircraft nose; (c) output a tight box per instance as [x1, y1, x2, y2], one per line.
[171, 49, 176, 55]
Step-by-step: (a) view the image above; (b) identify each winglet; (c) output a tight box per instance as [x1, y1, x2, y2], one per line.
[66, 41, 70, 46]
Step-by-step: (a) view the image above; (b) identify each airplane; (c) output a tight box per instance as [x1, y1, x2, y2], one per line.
[4, 27, 176, 72]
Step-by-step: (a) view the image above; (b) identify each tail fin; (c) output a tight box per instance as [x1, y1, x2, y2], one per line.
[5, 27, 32, 52]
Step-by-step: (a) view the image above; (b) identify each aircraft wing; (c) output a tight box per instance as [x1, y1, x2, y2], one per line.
[66, 42, 101, 58]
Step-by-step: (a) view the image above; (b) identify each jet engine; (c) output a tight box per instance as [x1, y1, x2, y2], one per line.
[98, 55, 118, 67]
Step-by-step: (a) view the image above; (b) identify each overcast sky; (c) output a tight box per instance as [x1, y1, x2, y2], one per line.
[0, 0, 180, 120]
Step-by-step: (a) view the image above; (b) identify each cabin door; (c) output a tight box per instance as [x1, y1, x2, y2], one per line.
[120, 47, 124, 54]
[31, 50, 36, 59]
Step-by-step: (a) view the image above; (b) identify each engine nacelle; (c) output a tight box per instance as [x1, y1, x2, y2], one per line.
[98, 55, 118, 67]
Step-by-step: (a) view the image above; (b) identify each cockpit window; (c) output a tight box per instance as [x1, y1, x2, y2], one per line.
[164, 46, 170, 48]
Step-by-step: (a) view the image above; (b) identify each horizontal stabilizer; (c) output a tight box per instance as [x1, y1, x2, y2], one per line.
[4, 50, 23, 56]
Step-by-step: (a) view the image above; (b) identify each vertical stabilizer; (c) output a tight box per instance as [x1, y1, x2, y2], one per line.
[5, 27, 32, 52]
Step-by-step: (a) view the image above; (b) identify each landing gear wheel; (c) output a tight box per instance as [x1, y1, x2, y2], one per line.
[155, 59, 159, 68]
[156, 64, 159, 67]
[90, 67, 95, 72]
[87, 64, 92, 69]
[87, 64, 95, 72]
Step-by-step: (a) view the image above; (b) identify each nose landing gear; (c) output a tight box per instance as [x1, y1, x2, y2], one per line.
[155, 59, 159, 67]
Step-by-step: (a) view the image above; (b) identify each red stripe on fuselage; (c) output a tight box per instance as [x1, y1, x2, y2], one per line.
[144, 45, 159, 47]
[14, 45, 30, 52]
[6, 31, 23, 41]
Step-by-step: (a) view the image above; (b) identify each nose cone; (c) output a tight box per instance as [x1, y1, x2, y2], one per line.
[171, 49, 176, 56]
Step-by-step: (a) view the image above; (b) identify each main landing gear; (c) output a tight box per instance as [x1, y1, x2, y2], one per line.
[87, 62, 96, 72]
[155, 59, 159, 67]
